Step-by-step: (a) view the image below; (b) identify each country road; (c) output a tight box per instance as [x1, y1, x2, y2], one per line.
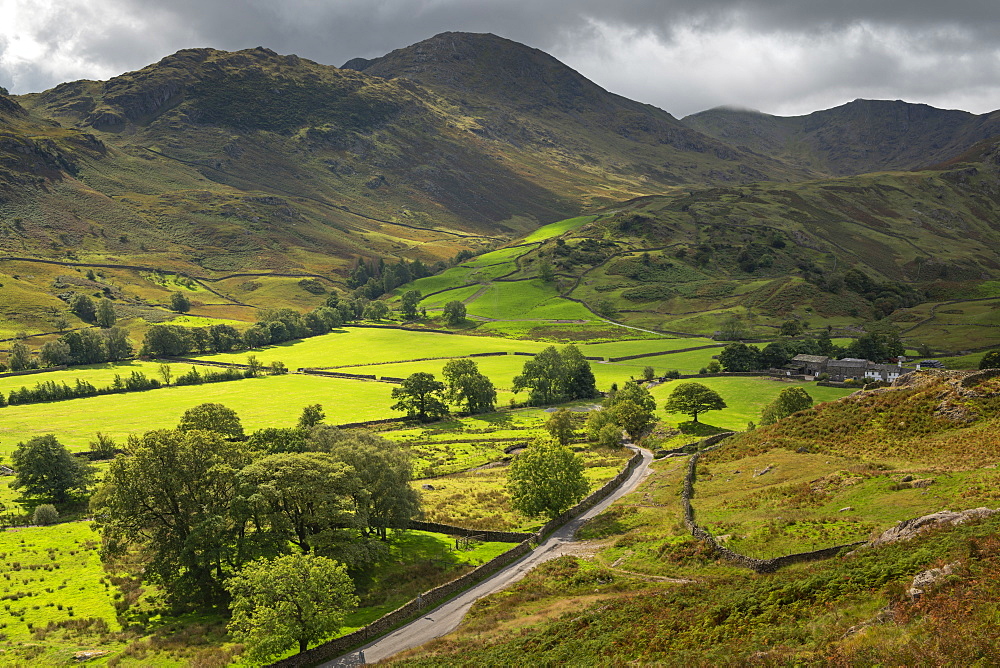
[321, 445, 654, 666]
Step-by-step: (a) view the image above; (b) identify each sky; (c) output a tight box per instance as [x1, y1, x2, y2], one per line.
[1, 0, 999, 118]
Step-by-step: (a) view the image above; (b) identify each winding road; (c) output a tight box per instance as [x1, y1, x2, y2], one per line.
[321, 445, 654, 666]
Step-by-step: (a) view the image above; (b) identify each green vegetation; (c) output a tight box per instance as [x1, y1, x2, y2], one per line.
[508, 440, 588, 519]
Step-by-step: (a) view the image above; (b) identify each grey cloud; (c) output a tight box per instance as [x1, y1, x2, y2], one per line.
[1, 0, 999, 118]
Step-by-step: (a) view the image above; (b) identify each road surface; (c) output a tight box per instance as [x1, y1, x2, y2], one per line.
[322, 445, 654, 666]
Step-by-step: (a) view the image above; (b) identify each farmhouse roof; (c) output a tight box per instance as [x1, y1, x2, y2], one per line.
[828, 358, 869, 369]
[791, 354, 829, 364]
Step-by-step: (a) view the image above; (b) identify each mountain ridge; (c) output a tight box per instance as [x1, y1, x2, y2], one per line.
[682, 98, 1000, 176]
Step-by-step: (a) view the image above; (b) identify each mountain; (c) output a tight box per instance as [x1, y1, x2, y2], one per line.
[4, 35, 810, 279]
[682, 99, 1000, 176]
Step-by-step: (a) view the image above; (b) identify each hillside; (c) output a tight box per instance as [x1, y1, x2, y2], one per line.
[682, 99, 1000, 176]
[6, 36, 810, 273]
[391, 144, 1000, 349]
[394, 370, 1000, 665]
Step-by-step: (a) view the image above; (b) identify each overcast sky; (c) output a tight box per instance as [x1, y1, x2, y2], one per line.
[1, 0, 999, 118]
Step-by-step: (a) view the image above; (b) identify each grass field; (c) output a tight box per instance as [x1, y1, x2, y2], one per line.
[651, 377, 853, 431]
[464, 281, 595, 321]
[195, 328, 554, 369]
[521, 216, 600, 243]
[0, 374, 396, 453]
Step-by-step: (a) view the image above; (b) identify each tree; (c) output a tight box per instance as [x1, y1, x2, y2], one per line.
[443, 300, 467, 326]
[103, 327, 132, 361]
[363, 300, 389, 321]
[538, 259, 555, 282]
[761, 387, 814, 425]
[981, 350, 1000, 369]
[560, 345, 599, 400]
[8, 341, 32, 371]
[642, 366, 656, 382]
[718, 342, 763, 372]
[512, 345, 598, 406]
[400, 290, 422, 320]
[33, 504, 59, 526]
[297, 404, 325, 430]
[507, 440, 588, 519]
[158, 363, 173, 386]
[545, 408, 575, 446]
[311, 428, 421, 540]
[247, 427, 309, 455]
[603, 382, 657, 442]
[779, 319, 803, 336]
[141, 324, 194, 357]
[178, 403, 245, 440]
[95, 298, 116, 328]
[63, 329, 106, 365]
[70, 294, 96, 322]
[11, 435, 94, 503]
[441, 358, 496, 414]
[663, 382, 727, 423]
[716, 316, 753, 341]
[226, 553, 358, 661]
[94, 429, 250, 608]
[236, 453, 359, 555]
[40, 339, 72, 366]
[170, 291, 191, 313]
[245, 355, 263, 378]
[90, 432, 118, 459]
[391, 372, 449, 422]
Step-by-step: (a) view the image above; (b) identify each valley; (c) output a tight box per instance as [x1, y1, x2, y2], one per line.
[0, 28, 997, 668]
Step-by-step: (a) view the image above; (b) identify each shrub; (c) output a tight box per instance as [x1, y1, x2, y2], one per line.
[32, 505, 59, 526]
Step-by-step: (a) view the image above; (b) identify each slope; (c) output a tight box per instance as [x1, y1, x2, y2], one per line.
[683, 99, 1000, 176]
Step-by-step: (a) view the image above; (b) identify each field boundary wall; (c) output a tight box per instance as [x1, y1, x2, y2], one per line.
[681, 437, 862, 573]
[267, 444, 644, 667]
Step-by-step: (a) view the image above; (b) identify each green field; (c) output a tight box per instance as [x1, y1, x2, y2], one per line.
[464, 281, 595, 321]
[0, 374, 396, 452]
[196, 328, 554, 369]
[651, 376, 853, 431]
[521, 216, 600, 243]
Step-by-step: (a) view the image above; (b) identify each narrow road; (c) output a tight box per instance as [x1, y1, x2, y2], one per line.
[322, 445, 654, 666]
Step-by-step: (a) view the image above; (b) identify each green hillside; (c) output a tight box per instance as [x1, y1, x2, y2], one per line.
[394, 370, 1000, 665]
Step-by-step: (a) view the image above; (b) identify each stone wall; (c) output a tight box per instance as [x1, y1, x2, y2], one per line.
[265, 446, 645, 667]
[407, 520, 534, 543]
[267, 539, 534, 667]
[0, 365, 68, 378]
[680, 437, 862, 573]
[607, 344, 722, 363]
[535, 449, 643, 539]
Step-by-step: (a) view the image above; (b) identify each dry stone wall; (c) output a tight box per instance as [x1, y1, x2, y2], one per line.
[681, 436, 861, 573]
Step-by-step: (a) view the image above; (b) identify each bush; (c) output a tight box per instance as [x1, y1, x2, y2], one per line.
[32, 504, 59, 526]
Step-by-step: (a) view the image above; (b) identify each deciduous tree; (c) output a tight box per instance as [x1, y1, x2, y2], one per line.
[663, 382, 727, 424]
[761, 387, 814, 425]
[178, 403, 245, 440]
[400, 289, 422, 320]
[94, 429, 250, 608]
[981, 350, 1000, 369]
[443, 300, 466, 326]
[545, 408, 575, 446]
[226, 553, 357, 661]
[310, 428, 421, 541]
[297, 404, 325, 429]
[507, 439, 588, 519]
[11, 435, 94, 504]
[169, 292, 191, 313]
[391, 372, 449, 422]
[95, 298, 117, 328]
[442, 358, 496, 414]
